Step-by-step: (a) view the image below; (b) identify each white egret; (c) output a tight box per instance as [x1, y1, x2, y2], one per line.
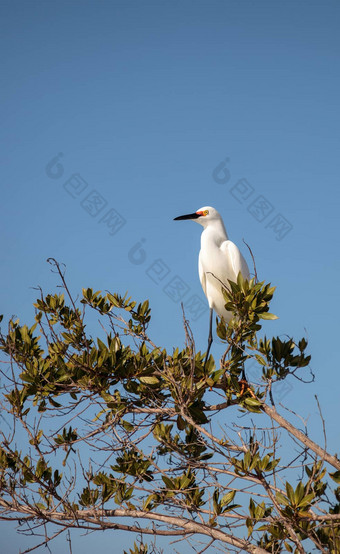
[174, 206, 250, 365]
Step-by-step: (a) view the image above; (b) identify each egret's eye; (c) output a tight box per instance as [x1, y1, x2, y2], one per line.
[203, 210, 209, 216]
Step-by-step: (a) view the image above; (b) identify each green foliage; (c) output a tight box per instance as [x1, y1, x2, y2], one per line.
[0, 268, 338, 553]
[216, 273, 312, 395]
[111, 449, 154, 482]
[124, 542, 149, 554]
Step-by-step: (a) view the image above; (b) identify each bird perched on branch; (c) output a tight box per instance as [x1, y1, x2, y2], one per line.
[174, 206, 250, 365]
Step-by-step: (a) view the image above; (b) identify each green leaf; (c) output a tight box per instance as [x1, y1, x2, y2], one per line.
[294, 481, 305, 505]
[176, 415, 186, 430]
[255, 354, 266, 366]
[330, 471, 340, 484]
[297, 492, 315, 508]
[243, 397, 262, 413]
[286, 482, 295, 504]
[276, 492, 289, 506]
[259, 313, 278, 320]
[162, 476, 175, 489]
[121, 420, 134, 432]
[143, 493, 157, 511]
[48, 397, 62, 408]
[139, 376, 160, 385]
[221, 490, 236, 507]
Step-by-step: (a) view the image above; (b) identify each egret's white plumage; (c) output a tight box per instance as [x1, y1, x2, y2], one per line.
[196, 206, 250, 321]
[174, 206, 250, 363]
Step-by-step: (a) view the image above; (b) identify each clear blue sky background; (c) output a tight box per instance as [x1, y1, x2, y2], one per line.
[1, 1, 339, 552]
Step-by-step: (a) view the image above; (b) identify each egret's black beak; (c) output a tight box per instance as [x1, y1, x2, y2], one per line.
[174, 212, 200, 221]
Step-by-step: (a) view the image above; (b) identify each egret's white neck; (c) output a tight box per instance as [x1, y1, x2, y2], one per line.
[201, 219, 229, 246]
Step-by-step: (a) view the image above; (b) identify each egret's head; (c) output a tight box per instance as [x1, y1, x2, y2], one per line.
[174, 206, 221, 227]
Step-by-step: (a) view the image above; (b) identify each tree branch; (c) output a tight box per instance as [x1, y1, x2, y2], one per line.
[261, 402, 340, 471]
[0, 500, 269, 554]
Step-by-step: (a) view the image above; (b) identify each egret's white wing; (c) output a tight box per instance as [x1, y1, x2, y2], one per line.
[198, 253, 207, 295]
[221, 240, 250, 281]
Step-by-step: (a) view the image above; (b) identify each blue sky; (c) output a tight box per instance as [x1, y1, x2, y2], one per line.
[1, 1, 340, 551]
